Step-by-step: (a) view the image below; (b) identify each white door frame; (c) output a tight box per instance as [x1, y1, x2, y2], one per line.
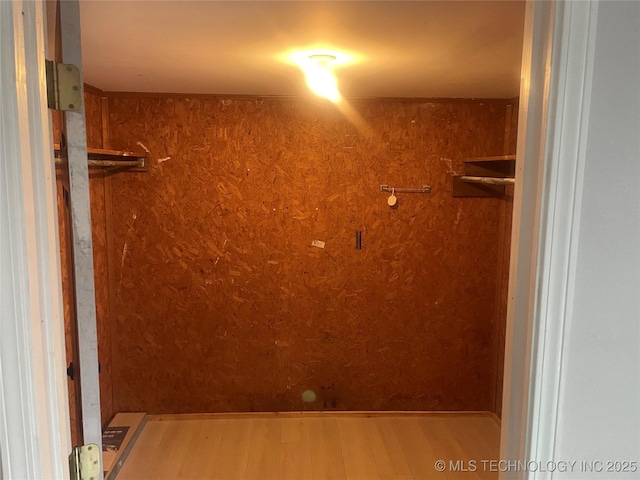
[0, 0, 602, 477]
[500, 1, 599, 479]
[0, 1, 71, 479]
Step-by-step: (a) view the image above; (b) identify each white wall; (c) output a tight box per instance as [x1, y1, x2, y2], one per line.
[555, 1, 640, 478]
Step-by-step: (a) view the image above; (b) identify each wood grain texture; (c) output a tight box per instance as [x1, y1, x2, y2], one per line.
[116, 413, 500, 480]
[280, 417, 313, 480]
[106, 96, 509, 413]
[84, 89, 103, 148]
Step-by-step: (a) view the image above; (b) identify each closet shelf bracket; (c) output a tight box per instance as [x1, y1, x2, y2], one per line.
[459, 176, 515, 186]
[54, 144, 147, 171]
[453, 155, 515, 197]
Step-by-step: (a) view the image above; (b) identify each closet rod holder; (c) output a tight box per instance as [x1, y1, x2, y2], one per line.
[53, 143, 147, 170]
[459, 176, 515, 186]
[54, 157, 144, 168]
[379, 185, 432, 194]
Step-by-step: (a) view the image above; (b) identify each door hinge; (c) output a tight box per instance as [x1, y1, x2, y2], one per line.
[45, 59, 82, 111]
[69, 444, 101, 480]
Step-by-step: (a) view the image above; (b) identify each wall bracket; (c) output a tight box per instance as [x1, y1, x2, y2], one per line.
[380, 184, 432, 194]
[452, 155, 516, 197]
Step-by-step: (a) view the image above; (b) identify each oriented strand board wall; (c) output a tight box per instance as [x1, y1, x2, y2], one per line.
[108, 96, 510, 413]
[54, 88, 114, 429]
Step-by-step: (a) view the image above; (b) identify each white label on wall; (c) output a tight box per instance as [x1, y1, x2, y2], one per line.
[311, 240, 326, 249]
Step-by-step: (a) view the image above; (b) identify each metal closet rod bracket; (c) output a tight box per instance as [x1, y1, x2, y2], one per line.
[380, 185, 432, 194]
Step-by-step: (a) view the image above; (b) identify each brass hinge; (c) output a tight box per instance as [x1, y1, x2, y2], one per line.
[69, 444, 101, 480]
[45, 60, 81, 111]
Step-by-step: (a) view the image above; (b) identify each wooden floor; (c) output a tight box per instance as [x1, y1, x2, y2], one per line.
[115, 413, 500, 480]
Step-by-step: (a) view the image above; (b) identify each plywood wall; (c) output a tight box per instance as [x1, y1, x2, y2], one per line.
[106, 95, 513, 413]
[54, 88, 115, 430]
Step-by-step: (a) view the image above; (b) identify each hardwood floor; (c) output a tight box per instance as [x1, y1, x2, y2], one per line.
[115, 413, 500, 480]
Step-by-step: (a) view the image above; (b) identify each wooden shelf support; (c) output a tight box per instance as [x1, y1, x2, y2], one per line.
[54, 144, 147, 170]
[453, 155, 515, 197]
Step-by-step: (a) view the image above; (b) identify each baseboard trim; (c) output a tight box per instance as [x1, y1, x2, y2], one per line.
[487, 411, 502, 427]
[145, 410, 497, 421]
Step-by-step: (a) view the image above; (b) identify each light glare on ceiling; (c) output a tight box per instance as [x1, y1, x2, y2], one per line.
[278, 48, 363, 102]
[302, 54, 340, 102]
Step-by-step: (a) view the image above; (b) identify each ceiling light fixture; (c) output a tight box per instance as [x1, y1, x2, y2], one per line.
[302, 54, 341, 102]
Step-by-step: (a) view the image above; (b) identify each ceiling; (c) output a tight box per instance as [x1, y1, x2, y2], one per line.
[79, 1, 525, 99]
